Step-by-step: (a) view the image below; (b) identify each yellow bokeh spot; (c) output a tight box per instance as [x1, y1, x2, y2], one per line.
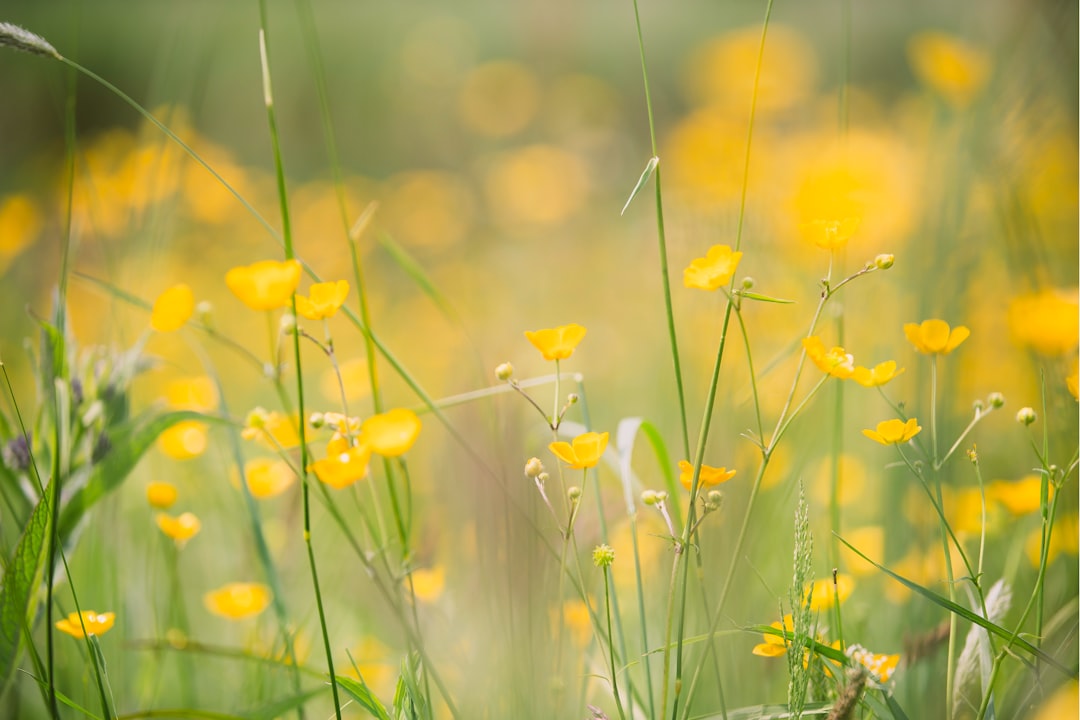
[158, 421, 208, 460]
[458, 60, 540, 137]
[810, 454, 867, 508]
[320, 357, 371, 403]
[1008, 288, 1079, 357]
[164, 376, 218, 412]
[485, 145, 589, 226]
[204, 582, 272, 621]
[409, 566, 446, 603]
[381, 171, 474, 250]
[840, 526, 884, 578]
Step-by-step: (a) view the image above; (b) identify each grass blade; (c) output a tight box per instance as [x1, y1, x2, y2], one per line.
[620, 156, 658, 216]
[336, 675, 392, 720]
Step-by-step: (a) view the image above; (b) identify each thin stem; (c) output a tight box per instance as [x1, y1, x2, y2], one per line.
[603, 566, 628, 720]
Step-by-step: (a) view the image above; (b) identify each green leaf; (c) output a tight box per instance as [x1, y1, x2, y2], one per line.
[621, 156, 659, 216]
[0, 487, 51, 694]
[393, 652, 426, 720]
[614, 417, 680, 527]
[748, 624, 849, 665]
[739, 291, 794, 304]
[698, 702, 831, 718]
[248, 686, 328, 720]
[337, 675, 392, 720]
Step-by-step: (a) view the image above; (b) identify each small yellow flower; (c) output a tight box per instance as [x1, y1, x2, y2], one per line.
[986, 474, 1050, 516]
[803, 336, 855, 379]
[524, 324, 587, 361]
[155, 512, 202, 547]
[903, 319, 969, 355]
[361, 408, 422, 457]
[802, 217, 860, 251]
[146, 481, 178, 509]
[225, 259, 302, 311]
[852, 360, 905, 388]
[804, 573, 854, 612]
[204, 582, 272, 620]
[243, 457, 297, 499]
[846, 644, 901, 683]
[157, 420, 208, 460]
[683, 244, 743, 290]
[55, 611, 115, 638]
[1007, 288, 1079, 357]
[242, 408, 301, 450]
[295, 280, 349, 321]
[677, 460, 736, 491]
[409, 565, 446, 603]
[751, 615, 793, 657]
[150, 283, 195, 332]
[862, 418, 922, 446]
[310, 442, 372, 489]
[549, 431, 609, 469]
[164, 376, 218, 411]
[907, 31, 990, 108]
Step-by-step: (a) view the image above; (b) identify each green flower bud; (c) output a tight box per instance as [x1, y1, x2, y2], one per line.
[592, 543, 615, 568]
[495, 362, 514, 381]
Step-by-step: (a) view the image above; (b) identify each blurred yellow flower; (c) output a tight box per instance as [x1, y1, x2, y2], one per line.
[805, 574, 854, 611]
[55, 611, 115, 638]
[150, 283, 195, 332]
[320, 357, 370, 403]
[157, 420, 208, 460]
[348, 635, 395, 698]
[295, 280, 349, 321]
[987, 474, 1050, 516]
[409, 565, 445, 603]
[802, 217, 859, 251]
[164, 376, 218, 412]
[562, 598, 594, 648]
[1030, 680, 1078, 720]
[904, 319, 969, 355]
[810, 454, 867, 508]
[852, 360, 905, 388]
[155, 512, 201, 547]
[525, 324, 587, 361]
[840, 526, 884, 578]
[751, 615, 793, 657]
[683, 245, 743, 291]
[242, 408, 301, 450]
[244, 458, 296, 499]
[863, 418, 921, 446]
[0, 194, 42, 275]
[311, 442, 372, 489]
[146, 481, 178, 509]
[484, 145, 589, 226]
[678, 460, 736, 491]
[204, 582, 272, 620]
[803, 336, 855, 379]
[549, 431, 609, 470]
[846, 644, 901, 683]
[225, 259, 302, 312]
[362, 408, 422, 457]
[1069, 362, 1079, 401]
[457, 60, 539, 138]
[1025, 513, 1078, 567]
[1007, 289, 1079, 356]
[907, 31, 990, 109]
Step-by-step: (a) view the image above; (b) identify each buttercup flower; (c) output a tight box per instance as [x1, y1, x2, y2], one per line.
[362, 408, 422, 457]
[803, 217, 860, 251]
[225, 259, 302, 311]
[295, 280, 349, 321]
[409, 565, 446, 603]
[803, 336, 855, 379]
[907, 31, 990, 109]
[204, 582, 272, 620]
[852, 360, 905, 388]
[804, 573, 854, 612]
[243, 457, 296, 499]
[549, 431, 609, 469]
[164, 376, 218, 411]
[863, 418, 921, 445]
[1007, 288, 1079, 357]
[310, 440, 372, 489]
[150, 283, 195, 332]
[242, 408, 301, 450]
[1068, 363, 1079, 401]
[155, 512, 202, 547]
[987, 474, 1050, 516]
[678, 460, 736, 491]
[683, 244, 743, 290]
[904, 319, 969, 355]
[55, 611, 115, 638]
[752, 615, 794, 657]
[524, 324, 586, 361]
[146, 481, 178, 509]
[157, 420, 208, 460]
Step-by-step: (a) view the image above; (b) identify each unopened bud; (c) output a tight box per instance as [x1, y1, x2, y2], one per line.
[973, 399, 985, 412]
[741, 277, 755, 289]
[280, 313, 296, 332]
[495, 362, 514, 381]
[967, 446, 978, 463]
[568, 486, 582, 502]
[566, 393, 579, 405]
[706, 490, 724, 510]
[874, 254, 894, 270]
[524, 457, 544, 478]
[537, 472, 550, 485]
[641, 489, 659, 506]
[592, 543, 615, 568]
[988, 392, 1005, 409]
[1016, 407, 1037, 426]
[309, 412, 326, 429]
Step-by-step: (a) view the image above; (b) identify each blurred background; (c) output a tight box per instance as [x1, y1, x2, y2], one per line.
[0, 0, 1076, 717]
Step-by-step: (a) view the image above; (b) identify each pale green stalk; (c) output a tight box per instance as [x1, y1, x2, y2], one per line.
[602, 565, 628, 720]
[930, 358, 958, 720]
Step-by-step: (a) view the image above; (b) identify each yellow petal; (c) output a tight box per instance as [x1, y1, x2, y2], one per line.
[244, 458, 297, 499]
[524, 324, 587, 361]
[548, 441, 578, 466]
[155, 512, 202, 545]
[55, 611, 115, 638]
[150, 283, 195, 332]
[157, 421, 208, 460]
[362, 408, 422, 457]
[204, 583, 272, 620]
[225, 259, 302, 311]
[311, 444, 372, 489]
[570, 431, 608, 469]
[146, 481, 178, 509]
[945, 325, 970, 353]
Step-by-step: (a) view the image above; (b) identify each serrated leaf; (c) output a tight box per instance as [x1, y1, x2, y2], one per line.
[0, 487, 51, 694]
[740, 291, 794, 304]
[337, 675, 392, 720]
[620, 156, 659, 216]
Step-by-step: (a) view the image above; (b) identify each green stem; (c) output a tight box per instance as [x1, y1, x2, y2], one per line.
[603, 567, 628, 720]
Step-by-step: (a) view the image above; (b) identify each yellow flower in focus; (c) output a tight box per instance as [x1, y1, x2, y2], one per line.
[244, 458, 297, 499]
[225, 259, 302, 311]
[751, 615, 793, 657]
[904, 319, 970, 355]
[55, 611, 115, 638]
[150, 283, 195, 332]
[204, 582, 272, 620]
[409, 565, 445, 603]
[683, 244, 743, 290]
[862, 418, 921, 446]
[242, 408, 301, 450]
[155, 512, 201, 547]
[804, 573, 854, 612]
[146, 481, 178, 509]
[295, 280, 349, 321]
[987, 474, 1050, 516]
[852, 361, 905, 388]
[549, 431, 609, 470]
[846, 644, 901, 683]
[311, 442, 372, 489]
[158, 420, 208, 460]
[677, 460, 736, 491]
[1007, 289, 1079, 356]
[802, 217, 860, 251]
[362, 408, 422, 457]
[524, 324, 587, 361]
[803, 336, 855, 379]
[907, 31, 990, 109]
[164, 376, 218, 411]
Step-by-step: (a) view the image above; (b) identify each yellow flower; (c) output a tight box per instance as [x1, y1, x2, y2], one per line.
[862, 418, 922, 446]
[361, 408, 422, 457]
[155, 512, 201, 547]
[157, 420, 208, 460]
[225, 259, 302, 311]
[242, 408, 301, 450]
[987, 474, 1051, 516]
[1031, 680, 1078, 720]
[310, 441, 372, 489]
[524, 324, 586, 361]
[204, 582, 272, 620]
[146, 481, 178, 509]
[295, 280, 349, 321]
[0, 194, 41, 275]
[1025, 512, 1078, 567]
[802, 217, 860, 251]
[907, 31, 990, 109]
[803, 336, 855, 379]
[1069, 363, 1079, 401]
[751, 615, 793, 657]
[804, 573, 854, 612]
[678, 460, 736, 491]
[1007, 289, 1079, 356]
[683, 244, 743, 290]
[164, 376, 218, 411]
[561, 598, 594, 648]
[840, 526, 884, 578]
[150, 283, 195, 332]
[55, 611, 115, 638]
[846, 644, 901, 683]
[409, 565, 445, 603]
[904, 319, 970, 355]
[549, 431, 609, 470]
[852, 360, 905, 388]
[243, 458, 297, 499]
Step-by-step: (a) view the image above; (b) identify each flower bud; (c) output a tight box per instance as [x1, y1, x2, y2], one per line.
[592, 543, 615, 568]
[537, 472, 550, 485]
[706, 490, 724, 510]
[309, 412, 326, 429]
[874, 254, 894, 270]
[656, 491, 668, 503]
[641, 489, 659, 506]
[1016, 407, 1037, 426]
[568, 486, 582, 502]
[566, 393, 579, 405]
[966, 447, 978, 463]
[495, 362, 514, 381]
[524, 457, 544, 478]
[195, 300, 213, 318]
[972, 399, 985, 412]
[280, 313, 296, 332]
[988, 392, 1005, 409]
[741, 277, 755, 290]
